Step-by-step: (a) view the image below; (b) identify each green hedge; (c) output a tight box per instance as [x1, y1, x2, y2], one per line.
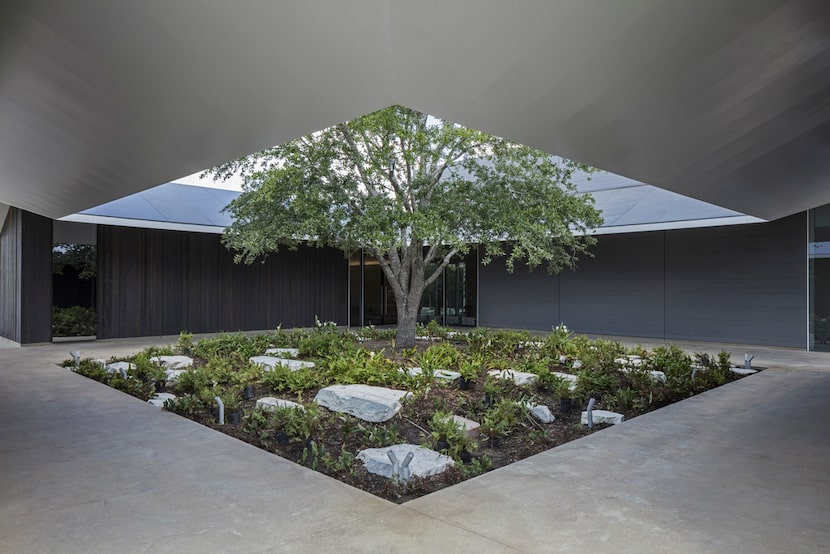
[52, 306, 96, 337]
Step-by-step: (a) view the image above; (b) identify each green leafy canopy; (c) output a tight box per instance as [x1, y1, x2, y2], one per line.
[207, 105, 603, 346]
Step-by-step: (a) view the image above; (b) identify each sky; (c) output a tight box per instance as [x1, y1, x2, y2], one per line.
[173, 170, 245, 191]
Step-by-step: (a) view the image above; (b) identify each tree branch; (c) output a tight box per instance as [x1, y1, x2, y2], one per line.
[424, 248, 459, 288]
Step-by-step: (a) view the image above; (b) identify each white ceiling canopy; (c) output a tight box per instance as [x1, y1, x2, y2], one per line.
[1, 1, 829, 220]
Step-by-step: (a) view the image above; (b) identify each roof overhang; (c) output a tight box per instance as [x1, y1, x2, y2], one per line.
[2, 2, 829, 220]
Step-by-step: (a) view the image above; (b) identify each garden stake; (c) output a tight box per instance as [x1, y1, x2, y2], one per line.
[586, 397, 596, 429]
[691, 366, 698, 382]
[387, 450, 399, 481]
[70, 351, 81, 369]
[400, 452, 414, 489]
[215, 396, 225, 425]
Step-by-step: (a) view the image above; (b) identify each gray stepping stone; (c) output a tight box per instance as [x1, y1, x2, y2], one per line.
[152, 355, 193, 369]
[451, 415, 480, 437]
[648, 370, 666, 382]
[402, 367, 461, 381]
[255, 397, 305, 411]
[581, 409, 624, 425]
[148, 392, 176, 407]
[314, 384, 411, 422]
[615, 356, 643, 367]
[357, 444, 454, 478]
[105, 361, 135, 374]
[529, 404, 555, 423]
[552, 371, 578, 391]
[249, 356, 315, 371]
[265, 347, 299, 358]
[165, 369, 187, 382]
[487, 369, 537, 386]
[731, 367, 758, 375]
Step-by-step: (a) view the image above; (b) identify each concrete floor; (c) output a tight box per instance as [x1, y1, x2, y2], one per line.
[1, 337, 828, 553]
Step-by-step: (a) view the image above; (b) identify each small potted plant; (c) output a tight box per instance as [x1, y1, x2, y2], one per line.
[223, 393, 244, 424]
[235, 363, 262, 400]
[483, 378, 499, 407]
[458, 360, 480, 391]
[148, 363, 168, 393]
[428, 411, 475, 460]
[480, 415, 509, 449]
[554, 378, 575, 413]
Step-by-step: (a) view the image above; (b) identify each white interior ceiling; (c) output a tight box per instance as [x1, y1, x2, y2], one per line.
[1, 1, 828, 220]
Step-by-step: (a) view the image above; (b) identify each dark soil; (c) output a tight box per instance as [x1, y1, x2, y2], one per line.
[188, 338, 617, 503]
[82, 335, 743, 504]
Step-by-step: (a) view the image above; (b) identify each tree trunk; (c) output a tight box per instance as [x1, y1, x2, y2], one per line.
[396, 309, 418, 349]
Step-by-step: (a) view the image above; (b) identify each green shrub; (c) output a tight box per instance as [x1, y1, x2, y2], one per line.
[427, 410, 477, 459]
[52, 306, 96, 337]
[418, 342, 461, 371]
[261, 364, 322, 395]
[192, 333, 257, 360]
[480, 400, 529, 441]
[175, 367, 213, 394]
[164, 393, 204, 417]
[575, 369, 619, 401]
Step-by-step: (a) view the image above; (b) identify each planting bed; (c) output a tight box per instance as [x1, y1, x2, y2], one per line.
[64, 324, 750, 503]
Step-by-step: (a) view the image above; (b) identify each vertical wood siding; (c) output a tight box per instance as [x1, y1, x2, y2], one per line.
[0, 208, 52, 343]
[96, 226, 347, 339]
[478, 214, 807, 348]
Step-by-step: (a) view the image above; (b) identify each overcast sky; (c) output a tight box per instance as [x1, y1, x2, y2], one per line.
[174, 170, 245, 191]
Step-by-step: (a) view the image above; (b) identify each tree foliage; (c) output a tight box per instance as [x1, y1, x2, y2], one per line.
[208, 105, 603, 347]
[52, 243, 96, 280]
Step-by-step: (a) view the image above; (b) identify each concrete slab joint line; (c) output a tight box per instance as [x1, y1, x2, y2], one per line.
[1, 336, 829, 552]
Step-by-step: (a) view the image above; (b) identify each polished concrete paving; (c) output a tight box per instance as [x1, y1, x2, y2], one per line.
[1, 337, 828, 553]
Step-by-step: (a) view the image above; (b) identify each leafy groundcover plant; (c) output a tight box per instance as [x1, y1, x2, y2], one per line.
[65, 324, 748, 502]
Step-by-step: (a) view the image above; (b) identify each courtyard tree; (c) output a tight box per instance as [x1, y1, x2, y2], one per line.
[208, 105, 603, 348]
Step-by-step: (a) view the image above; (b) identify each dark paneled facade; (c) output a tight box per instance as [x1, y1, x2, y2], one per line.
[479, 215, 807, 348]
[97, 226, 348, 339]
[664, 215, 806, 346]
[0, 208, 53, 343]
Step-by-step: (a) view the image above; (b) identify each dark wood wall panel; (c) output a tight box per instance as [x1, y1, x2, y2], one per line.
[97, 226, 347, 339]
[560, 232, 665, 338]
[0, 208, 22, 342]
[478, 252, 560, 330]
[478, 216, 807, 348]
[665, 215, 806, 347]
[19, 211, 53, 343]
[0, 208, 52, 343]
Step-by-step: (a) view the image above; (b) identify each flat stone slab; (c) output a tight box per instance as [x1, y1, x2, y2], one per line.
[357, 444, 454, 478]
[265, 347, 299, 358]
[249, 356, 315, 371]
[617, 365, 665, 382]
[552, 371, 578, 391]
[165, 369, 187, 382]
[403, 367, 461, 381]
[488, 369, 537, 386]
[519, 341, 544, 348]
[255, 397, 305, 411]
[581, 409, 625, 425]
[731, 366, 758, 375]
[148, 392, 176, 408]
[529, 404, 555, 423]
[105, 361, 135, 374]
[152, 355, 193, 369]
[314, 384, 412, 422]
[451, 415, 480, 438]
[649, 370, 666, 382]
